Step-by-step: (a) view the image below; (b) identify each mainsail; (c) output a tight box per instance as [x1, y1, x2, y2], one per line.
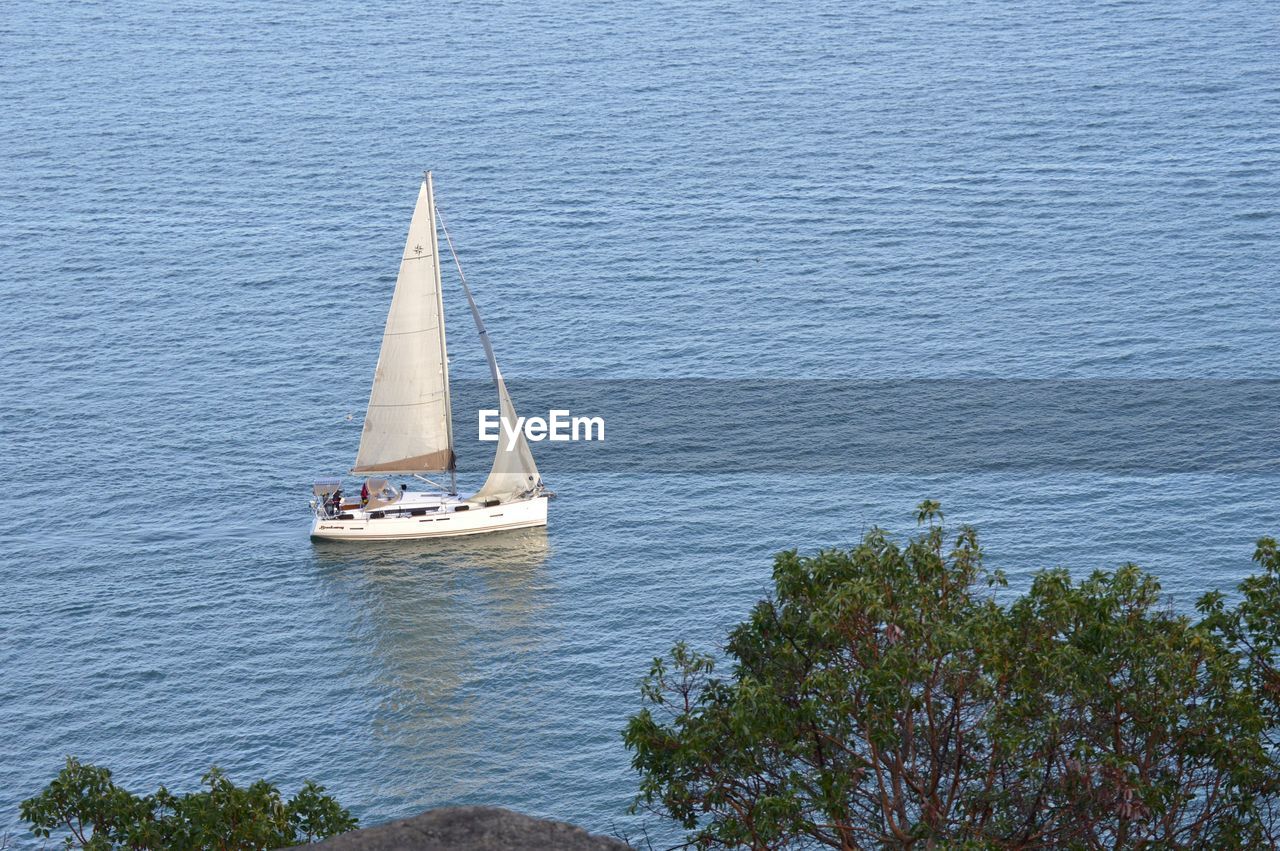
[352, 175, 455, 474]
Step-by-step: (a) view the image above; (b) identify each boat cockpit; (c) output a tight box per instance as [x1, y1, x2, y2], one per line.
[310, 476, 500, 521]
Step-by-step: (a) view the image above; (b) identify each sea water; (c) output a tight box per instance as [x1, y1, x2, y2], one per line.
[2, 0, 1278, 844]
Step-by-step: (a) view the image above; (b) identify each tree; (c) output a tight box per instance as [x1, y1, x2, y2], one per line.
[624, 503, 1280, 849]
[20, 758, 357, 849]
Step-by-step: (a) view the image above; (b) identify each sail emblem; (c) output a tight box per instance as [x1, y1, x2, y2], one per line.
[414, 243, 424, 256]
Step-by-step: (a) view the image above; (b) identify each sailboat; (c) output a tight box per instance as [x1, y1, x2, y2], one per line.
[310, 173, 550, 541]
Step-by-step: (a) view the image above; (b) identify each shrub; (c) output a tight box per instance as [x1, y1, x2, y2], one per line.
[20, 758, 356, 849]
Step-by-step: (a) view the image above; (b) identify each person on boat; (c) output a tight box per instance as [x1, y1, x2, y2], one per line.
[329, 488, 343, 516]
[360, 481, 370, 507]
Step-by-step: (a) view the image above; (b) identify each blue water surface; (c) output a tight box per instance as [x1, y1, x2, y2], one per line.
[2, 0, 1279, 844]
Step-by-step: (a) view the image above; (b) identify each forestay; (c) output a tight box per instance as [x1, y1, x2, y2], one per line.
[352, 176, 455, 474]
[443, 226, 542, 504]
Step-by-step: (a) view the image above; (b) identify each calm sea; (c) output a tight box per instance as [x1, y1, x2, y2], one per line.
[2, 0, 1278, 844]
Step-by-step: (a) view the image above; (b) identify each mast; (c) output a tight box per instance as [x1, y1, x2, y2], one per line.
[425, 172, 458, 494]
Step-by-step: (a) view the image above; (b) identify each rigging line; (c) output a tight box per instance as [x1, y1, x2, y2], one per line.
[413, 474, 452, 491]
[434, 205, 471, 295]
[436, 204, 501, 371]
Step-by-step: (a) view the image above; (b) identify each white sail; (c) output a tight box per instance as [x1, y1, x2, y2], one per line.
[454, 250, 541, 503]
[471, 364, 541, 503]
[352, 175, 454, 474]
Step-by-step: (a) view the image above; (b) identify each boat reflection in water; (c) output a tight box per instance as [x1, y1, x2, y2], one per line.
[311, 527, 552, 804]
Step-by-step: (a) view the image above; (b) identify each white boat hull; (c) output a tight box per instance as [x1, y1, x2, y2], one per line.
[310, 494, 548, 542]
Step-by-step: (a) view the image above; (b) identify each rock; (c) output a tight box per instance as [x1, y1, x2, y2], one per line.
[290, 806, 632, 850]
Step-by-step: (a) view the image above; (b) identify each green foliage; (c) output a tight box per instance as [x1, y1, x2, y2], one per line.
[625, 501, 1280, 849]
[20, 758, 357, 850]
